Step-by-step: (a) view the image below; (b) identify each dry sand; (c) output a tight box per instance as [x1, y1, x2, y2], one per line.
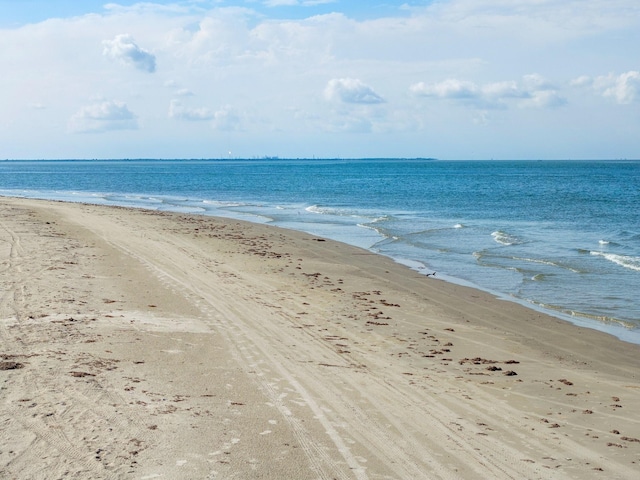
[1, 196, 639, 479]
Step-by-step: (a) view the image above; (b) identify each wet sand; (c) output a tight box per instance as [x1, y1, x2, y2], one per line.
[1, 197, 639, 479]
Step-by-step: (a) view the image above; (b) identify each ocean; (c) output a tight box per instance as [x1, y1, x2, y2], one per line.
[2, 158, 639, 343]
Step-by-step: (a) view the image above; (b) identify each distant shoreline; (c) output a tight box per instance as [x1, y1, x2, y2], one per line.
[4, 157, 640, 162]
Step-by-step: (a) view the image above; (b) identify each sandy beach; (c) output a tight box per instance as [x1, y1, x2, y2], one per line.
[1, 197, 639, 479]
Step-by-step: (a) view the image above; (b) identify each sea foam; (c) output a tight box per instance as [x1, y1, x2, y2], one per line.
[591, 251, 640, 272]
[491, 230, 522, 246]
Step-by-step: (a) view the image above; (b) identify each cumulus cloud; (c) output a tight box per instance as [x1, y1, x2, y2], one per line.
[324, 78, 385, 104]
[598, 71, 640, 104]
[168, 100, 214, 121]
[175, 88, 194, 97]
[68, 100, 138, 133]
[410, 75, 565, 109]
[410, 79, 479, 99]
[212, 106, 242, 131]
[480, 81, 527, 100]
[522, 73, 553, 91]
[572, 71, 640, 104]
[520, 90, 567, 108]
[570, 75, 593, 88]
[603, 71, 640, 104]
[103, 34, 156, 73]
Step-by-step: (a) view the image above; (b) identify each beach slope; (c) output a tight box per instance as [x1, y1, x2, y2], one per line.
[1, 197, 639, 479]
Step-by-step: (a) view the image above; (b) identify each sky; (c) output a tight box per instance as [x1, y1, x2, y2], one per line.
[1, 0, 639, 160]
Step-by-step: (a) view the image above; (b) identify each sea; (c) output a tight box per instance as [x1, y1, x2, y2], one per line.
[2, 158, 639, 343]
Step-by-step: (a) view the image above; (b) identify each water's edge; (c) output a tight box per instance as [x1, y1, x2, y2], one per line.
[4, 192, 640, 345]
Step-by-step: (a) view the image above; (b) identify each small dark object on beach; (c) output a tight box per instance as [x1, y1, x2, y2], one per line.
[0, 361, 24, 370]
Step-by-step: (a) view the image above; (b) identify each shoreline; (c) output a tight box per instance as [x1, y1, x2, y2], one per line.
[4, 192, 638, 345]
[392, 257, 640, 346]
[2, 197, 639, 479]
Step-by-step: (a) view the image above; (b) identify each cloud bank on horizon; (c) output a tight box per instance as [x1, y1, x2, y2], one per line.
[1, 0, 639, 159]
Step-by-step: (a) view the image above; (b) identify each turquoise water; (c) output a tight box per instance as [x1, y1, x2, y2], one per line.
[2, 158, 639, 342]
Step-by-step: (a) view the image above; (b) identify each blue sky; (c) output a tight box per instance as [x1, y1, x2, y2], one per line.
[0, 1, 423, 25]
[1, 0, 639, 159]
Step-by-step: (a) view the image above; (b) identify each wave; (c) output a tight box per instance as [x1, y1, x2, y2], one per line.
[306, 204, 363, 217]
[474, 251, 582, 276]
[358, 221, 393, 238]
[491, 230, 522, 246]
[524, 299, 638, 330]
[597, 239, 624, 247]
[202, 199, 249, 208]
[306, 204, 389, 223]
[306, 204, 333, 215]
[511, 256, 581, 273]
[398, 222, 469, 240]
[590, 251, 640, 272]
[104, 194, 165, 205]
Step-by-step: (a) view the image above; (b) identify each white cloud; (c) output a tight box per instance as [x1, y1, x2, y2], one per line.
[520, 90, 567, 109]
[410, 79, 479, 99]
[570, 75, 593, 88]
[212, 106, 242, 131]
[68, 100, 138, 133]
[411, 75, 565, 109]
[324, 78, 385, 104]
[103, 34, 156, 73]
[480, 81, 522, 99]
[416, 0, 640, 43]
[522, 74, 553, 91]
[168, 100, 214, 121]
[602, 71, 640, 104]
[573, 71, 640, 104]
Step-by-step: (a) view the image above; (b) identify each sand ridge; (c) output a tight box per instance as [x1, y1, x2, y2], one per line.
[1, 197, 639, 479]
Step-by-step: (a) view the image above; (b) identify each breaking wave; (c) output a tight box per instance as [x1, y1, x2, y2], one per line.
[491, 230, 523, 246]
[591, 251, 640, 272]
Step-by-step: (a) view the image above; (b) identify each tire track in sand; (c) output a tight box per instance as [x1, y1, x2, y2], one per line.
[82, 221, 362, 479]
[68, 209, 539, 479]
[0, 205, 152, 479]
